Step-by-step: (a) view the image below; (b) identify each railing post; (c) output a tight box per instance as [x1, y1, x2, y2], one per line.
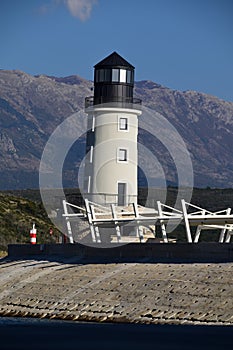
[219, 208, 231, 242]
[194, 225, 202, 243]
[62, 200, 74, 244]
[157, 201, 168, 243]
[225, 229, 233, 243]
[84, 198, 96, 243]
[111, 204, 121, 242]
[90, 204, 101, 243]
[133, 202, 144, 242]
[181, 199, 193, 243]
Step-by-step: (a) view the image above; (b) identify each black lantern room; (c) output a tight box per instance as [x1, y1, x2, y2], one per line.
[93, 52, 136, 105]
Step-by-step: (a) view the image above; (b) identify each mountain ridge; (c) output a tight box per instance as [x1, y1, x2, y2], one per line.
[0, 69, 233, 189]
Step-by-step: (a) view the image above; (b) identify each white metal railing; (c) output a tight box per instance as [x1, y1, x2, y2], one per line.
[61, 198, 233, 244]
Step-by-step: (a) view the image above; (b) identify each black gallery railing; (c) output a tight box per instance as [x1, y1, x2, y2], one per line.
[85, 96, 142, 109]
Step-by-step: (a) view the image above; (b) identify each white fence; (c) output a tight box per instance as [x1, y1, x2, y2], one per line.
[62, 199, 233, 244]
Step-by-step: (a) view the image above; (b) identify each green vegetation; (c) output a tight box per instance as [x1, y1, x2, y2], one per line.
[0, 192, 60, 254]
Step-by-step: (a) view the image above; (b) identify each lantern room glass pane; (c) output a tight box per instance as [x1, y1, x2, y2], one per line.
[119, 69, 126, 83]
[99, 69, 105, 82]
[126, 70, 132, 83]
[104, 69, 111, 82]
[95, 70, 99, 82]
[112, 69, 119, 82]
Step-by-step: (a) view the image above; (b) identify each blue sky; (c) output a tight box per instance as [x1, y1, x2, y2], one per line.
[1, 0, 233, 101]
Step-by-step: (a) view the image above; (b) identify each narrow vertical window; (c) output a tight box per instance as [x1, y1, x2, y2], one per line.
[118, 148, 127, 162]
[90, 145, 93, 163]
[99, 69, 105, 82]
[91, 115, 95, 131]
[112, 69, 119, 82]
[84, 176, 91, 193]
[119, 117, 128, 131]
[95, 70, 99, 82]
[126, 70, 132, 83]
[119, 69, 126, 83]
[87, 176, 91, 193]
[118, 183, 127, 206]
[104, 69, 111, 82]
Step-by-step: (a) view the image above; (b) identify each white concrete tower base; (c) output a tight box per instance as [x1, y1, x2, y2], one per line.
[86, 106, 141, 206]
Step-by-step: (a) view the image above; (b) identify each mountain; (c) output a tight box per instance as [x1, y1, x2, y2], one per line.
[0, 69, 233, 189]
[134, 81, 233, 187]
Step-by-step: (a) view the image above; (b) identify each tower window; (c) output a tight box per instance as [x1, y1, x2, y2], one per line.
[95, 69, 111, 82]
[118, 182, 127, 206]
[84, 176, 91, 193]
[119, 69, 126, 83]
[90, 145, 93, 163]
[119, 117, 128, 130]
[126, 70, 132, 84]
[105, 69, 111, 81]
[112, 69, 119, 82]
[99, 69, 105, 82]
[95, 67, 133, 84]
[118, 148, 127, 162]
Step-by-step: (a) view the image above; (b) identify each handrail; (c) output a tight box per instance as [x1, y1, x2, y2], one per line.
[88, 200, 111, 212]
[65, 201, 86, 213]
[183, 201, 213, 214]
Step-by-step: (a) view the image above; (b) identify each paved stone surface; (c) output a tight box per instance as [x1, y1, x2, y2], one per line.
[0, 257, 232, 325]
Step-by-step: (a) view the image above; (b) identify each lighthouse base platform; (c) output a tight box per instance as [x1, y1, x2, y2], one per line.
[7, 242, 233, 263]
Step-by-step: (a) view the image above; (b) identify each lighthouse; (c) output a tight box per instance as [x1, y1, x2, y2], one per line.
[84, 52, 141, 206]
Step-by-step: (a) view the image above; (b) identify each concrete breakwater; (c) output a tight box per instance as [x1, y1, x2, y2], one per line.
[0, 243, 232, 325]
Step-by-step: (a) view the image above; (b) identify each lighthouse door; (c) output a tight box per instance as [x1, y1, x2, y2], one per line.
[118, 182, 126, 206]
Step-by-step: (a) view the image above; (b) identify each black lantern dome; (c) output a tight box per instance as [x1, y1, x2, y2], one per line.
[92, 52, 139, 106]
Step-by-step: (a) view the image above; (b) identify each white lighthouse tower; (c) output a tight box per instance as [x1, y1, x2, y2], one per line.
[84, 52, 141, 206]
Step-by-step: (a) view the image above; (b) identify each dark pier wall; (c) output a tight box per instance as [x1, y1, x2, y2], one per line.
[8, 243, 233, 263]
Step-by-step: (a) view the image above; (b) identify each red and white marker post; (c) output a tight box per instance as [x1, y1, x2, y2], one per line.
[30, 223, 37, 244]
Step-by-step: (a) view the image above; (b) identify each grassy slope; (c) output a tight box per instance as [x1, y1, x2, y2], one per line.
[0, 192, 60, 253]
